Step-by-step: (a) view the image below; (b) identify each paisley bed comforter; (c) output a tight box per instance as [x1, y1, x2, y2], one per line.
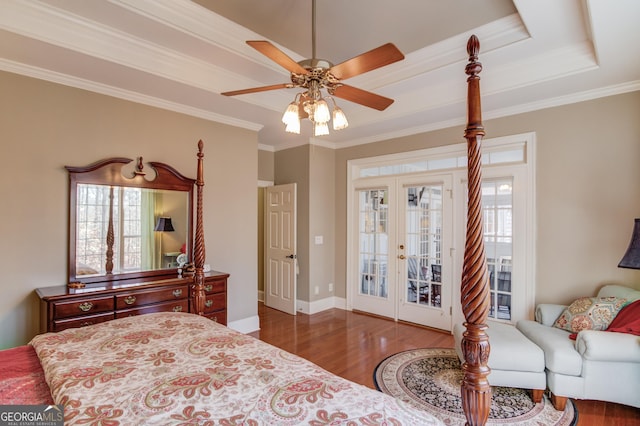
[30, 312, 440, 425]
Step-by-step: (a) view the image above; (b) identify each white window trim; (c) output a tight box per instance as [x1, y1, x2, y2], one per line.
[346, 132, 536, 327]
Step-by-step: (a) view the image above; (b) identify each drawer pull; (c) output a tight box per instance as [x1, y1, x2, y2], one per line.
[172, 305, 183, 312]
[78, 302, 93, 312]
[204, 284, 213, 292]
[172, 289, 183, 298]
[124, 296, 136, 305]
[205, 300, 213, 308]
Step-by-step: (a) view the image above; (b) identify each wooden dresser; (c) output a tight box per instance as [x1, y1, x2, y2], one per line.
[36, 271, 229, 332]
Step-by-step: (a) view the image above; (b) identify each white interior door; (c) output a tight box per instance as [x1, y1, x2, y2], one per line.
[265, 183, 297, 315]
[397, 177, 453, 331]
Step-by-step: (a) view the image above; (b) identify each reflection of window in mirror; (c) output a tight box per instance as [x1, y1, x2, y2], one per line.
[75, 184, 188, 276]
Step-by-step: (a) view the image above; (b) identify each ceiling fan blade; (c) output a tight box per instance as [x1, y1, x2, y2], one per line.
[330, 43, 404, 80]
[247, 40, 309, 75]
[221, 83, 291, 97]
[332, 84, 394, 111]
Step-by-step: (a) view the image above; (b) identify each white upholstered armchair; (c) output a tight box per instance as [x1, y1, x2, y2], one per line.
[516, 285, 640, 409]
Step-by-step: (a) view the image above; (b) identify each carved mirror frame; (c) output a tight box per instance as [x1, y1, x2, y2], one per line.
[67, 157, 195, 284]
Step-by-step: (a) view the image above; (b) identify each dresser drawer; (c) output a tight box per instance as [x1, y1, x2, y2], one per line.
[115, 299, 189, 318]
[203, 278, 226, 294]
[115, 285, 188, 309]
[203, 310, 226, 325]
[53, 295, 114, 319]
[53, 312, 115, 332]
[203, 293, 226, 313]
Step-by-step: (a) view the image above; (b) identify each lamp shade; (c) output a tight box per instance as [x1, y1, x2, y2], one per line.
[618, 218, 640, 269]
[154, 217, 175, 232]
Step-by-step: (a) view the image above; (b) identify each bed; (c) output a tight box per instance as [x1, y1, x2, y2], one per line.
[3, 312, 439, 425]
[1, 34, 491, 426]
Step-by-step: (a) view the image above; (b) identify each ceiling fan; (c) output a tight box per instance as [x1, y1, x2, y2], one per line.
[221, 0, 405, 135]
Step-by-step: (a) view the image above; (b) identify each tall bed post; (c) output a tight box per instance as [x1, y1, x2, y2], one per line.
[460, 35, 492, 426]
[192, 140, 206, 315]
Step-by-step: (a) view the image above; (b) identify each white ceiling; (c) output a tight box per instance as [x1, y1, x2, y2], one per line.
[0, 0, 638, 151]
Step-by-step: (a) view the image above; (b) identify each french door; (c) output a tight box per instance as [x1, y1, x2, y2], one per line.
[352, 175, 453, 330]
[397, 176, 453, 330]
[348, 133, 534, 327]
[354, 184, 396, 318]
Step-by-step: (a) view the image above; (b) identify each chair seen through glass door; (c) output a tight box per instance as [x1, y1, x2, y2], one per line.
[404, 185, 442, 308]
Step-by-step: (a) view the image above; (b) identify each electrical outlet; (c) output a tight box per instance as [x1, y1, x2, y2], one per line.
[314, 286, 319, 295]
[328, 283, 333, 292]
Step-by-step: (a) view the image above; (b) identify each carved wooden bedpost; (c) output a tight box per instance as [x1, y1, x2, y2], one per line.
[191, 140, 206, 315]
[460, 35, 492, 426]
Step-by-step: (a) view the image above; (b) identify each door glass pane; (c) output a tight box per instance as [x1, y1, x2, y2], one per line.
[405, 185, 442, 307]
[483, 179, 513, 320]
[358, 189, 388, 298]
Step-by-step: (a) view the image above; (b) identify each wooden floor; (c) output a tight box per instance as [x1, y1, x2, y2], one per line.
[249, 303, 640, 426]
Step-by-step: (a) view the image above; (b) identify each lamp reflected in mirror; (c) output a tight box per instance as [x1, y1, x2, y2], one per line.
[155, 217, 175, 268]
[154, 217, 175, 232]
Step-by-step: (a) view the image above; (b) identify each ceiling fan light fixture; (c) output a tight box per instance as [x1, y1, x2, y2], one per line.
[314, 99, 331, 123]
[285, 119, 301, 134]
[332, 105, 349, 130]
[282, 101, 300, 125]
[314, 121, 329, 136]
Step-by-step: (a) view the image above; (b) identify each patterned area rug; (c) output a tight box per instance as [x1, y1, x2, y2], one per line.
[374, 348, 577, 426]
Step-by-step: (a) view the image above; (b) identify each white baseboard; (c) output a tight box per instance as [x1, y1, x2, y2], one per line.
[296, 296, 347, 315]
[228, 315, 260, 334]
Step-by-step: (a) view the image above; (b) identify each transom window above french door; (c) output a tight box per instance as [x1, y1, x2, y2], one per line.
[347, 133, 535, 327]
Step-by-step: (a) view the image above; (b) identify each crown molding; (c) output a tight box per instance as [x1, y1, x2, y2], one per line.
[482, 80, 640, 122]
[258, 143, 275, 152]
[339, 37, 599, 134]
[114, 0, 302, 75]
[0, 58, 263, 132]
[482, 41, 598, 96]
[271, 136, 315, 152]
[308, 137, 338, 150]
[336, 80, 640, 149]
[350, 13, 529, 90]
[0, 0, 254, 93]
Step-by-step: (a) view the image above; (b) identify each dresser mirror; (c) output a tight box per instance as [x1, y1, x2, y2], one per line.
[67, 157, 194, 284]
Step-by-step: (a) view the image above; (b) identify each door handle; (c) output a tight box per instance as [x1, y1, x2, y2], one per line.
[286, 254, 297, 259]
[398, 254, 406, 260]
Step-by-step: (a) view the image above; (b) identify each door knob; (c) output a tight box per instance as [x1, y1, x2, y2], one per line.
[399, 244, 405, 249]
[286, 254, 297, 259]
[398, 254, 406, 260]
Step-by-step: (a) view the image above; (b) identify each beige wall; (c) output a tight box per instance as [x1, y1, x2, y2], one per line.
[0, 71, 258, 348]
[309, 145, 335, 301]
[333, 91, 640, 306]
[258, 149, 275, 182]
[274, 145, 310, 301]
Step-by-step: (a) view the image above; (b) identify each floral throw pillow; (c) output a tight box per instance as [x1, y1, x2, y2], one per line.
[553, 296, 628, 334]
